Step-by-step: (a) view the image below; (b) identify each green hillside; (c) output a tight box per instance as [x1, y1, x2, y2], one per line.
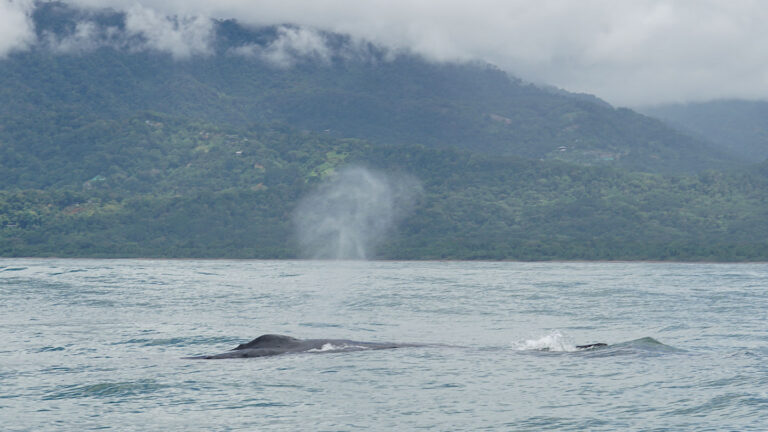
[642, 99, 768, 162]
[2, 116, 767, 260]
[0, 2, 738, 175]
[0, 3, 765, 261]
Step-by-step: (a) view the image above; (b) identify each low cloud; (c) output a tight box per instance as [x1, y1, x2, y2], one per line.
[0, 0, 35, 57]
[123, 4, 214, 59]
[4, 0, 768, 105]
[38, 3, 214, 58]
[43, 21, 120, 53]
[232, 26, 332, 67]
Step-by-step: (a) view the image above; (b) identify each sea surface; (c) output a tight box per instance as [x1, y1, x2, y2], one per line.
[1, 259, 767, 431]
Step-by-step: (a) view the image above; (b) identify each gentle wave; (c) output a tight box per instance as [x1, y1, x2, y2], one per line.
[3, 260, 767, 431]
[0, 267, 27, 272]
[112, 336, 240, 347]
[35, 346, 66, 352]
[43, 380, 167, 400]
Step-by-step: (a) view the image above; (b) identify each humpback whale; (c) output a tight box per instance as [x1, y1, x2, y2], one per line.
[187, 334, 425, 359]
[186, 334, 612, 359]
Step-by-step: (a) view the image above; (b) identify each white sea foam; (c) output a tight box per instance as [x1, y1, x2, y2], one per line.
[308, 343, 338, 352]
[307, 343, 369, 353]
[513, 330, 577, 352]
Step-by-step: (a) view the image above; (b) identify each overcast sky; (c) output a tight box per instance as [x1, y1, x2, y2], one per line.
[2, 0, 768, 106]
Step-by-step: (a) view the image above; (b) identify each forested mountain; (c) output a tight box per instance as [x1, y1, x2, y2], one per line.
[2, 115, 767, 260]
[1, 2, 766, 260]
[0, 2, 737, 175]
[642, 100, 768, 162]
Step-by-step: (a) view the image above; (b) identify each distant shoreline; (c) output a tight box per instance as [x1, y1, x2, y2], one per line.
[2, 256, 767, 264]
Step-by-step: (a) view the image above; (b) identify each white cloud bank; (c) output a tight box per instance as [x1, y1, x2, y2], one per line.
[39, 3, 214, 58]
[123, 4, 213, 59]
[4, 0, 768, 106]
[232, 26, 332, 68]
[0, 0, 35, 57]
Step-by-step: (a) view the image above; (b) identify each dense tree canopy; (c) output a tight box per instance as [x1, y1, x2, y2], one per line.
[0, 3, 765, 260]
[1, 116, 766, 260]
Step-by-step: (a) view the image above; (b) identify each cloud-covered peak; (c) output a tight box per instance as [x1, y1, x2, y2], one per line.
[32, 2, 214, 59]
[4, 0, 768, 106]
[29, 4, 382, 66]
[232, 26, 332, 67]
[123, 4, 213, 59]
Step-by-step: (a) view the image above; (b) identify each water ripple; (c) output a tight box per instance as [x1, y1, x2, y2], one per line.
[1, 260, 767, 431]
[43, 380, 167, 400]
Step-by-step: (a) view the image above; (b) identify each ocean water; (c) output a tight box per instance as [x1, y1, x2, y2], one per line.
[1, 259, 767, 431]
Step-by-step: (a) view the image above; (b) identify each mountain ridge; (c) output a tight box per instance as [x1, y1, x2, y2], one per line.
[0, 1, 739, 174]
[642, 99, 768, 162]
[1, 2, 765, 261]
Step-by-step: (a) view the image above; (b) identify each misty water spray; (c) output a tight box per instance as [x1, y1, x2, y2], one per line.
[293, 166, 420, 260]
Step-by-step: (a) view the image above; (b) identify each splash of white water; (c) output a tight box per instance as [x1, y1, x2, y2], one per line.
[512, 330, 578, 352]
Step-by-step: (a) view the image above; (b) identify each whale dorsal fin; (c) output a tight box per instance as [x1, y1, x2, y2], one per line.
[576, 343, 607, 349]
[234, 334, 301, 350]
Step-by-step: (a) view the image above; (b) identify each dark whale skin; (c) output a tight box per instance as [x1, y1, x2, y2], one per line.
[575, 343, 608, 350]
[186, 334, 423, 359]
[186, 334, 609, 359]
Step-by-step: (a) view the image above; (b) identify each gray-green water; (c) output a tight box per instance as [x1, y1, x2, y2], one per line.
[1, 259, 767, 431]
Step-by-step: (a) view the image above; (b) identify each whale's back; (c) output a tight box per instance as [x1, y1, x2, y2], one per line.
[234, 334, 302, 350]
[187, 334, 431, 359]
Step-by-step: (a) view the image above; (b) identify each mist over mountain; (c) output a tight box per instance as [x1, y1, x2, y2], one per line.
[0, 2, 738, 175]
[5, 1, 768, 105]
[642, 100, 768, 163]
[1, 2, 766, 261]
